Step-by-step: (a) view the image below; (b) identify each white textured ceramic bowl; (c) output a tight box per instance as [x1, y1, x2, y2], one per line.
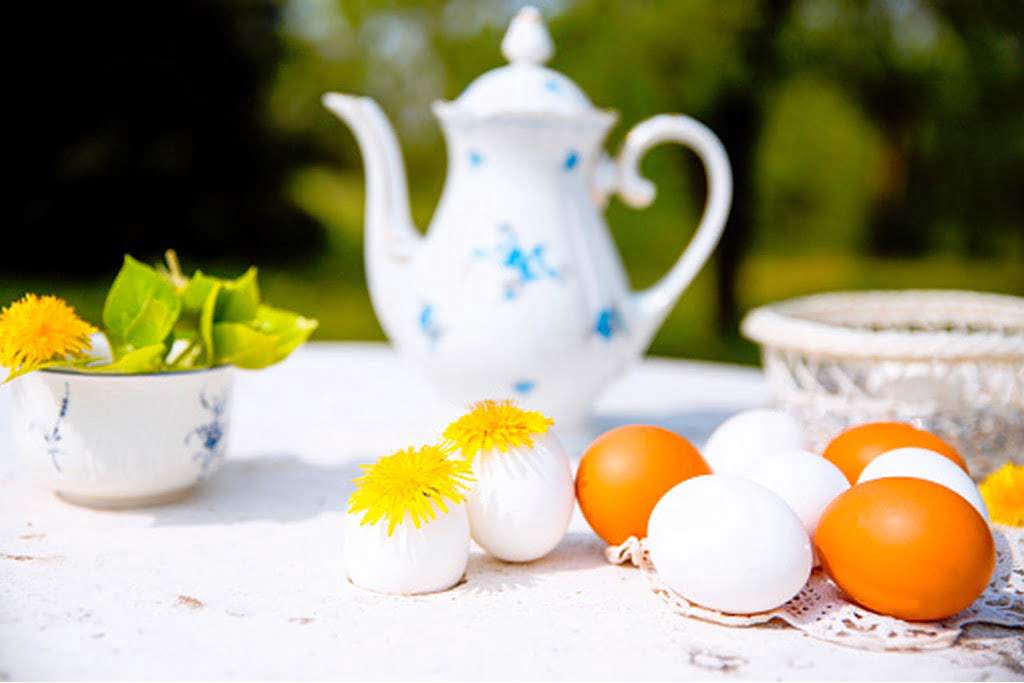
[742, 290, 1024, 477]
[9, 366, 234, 508]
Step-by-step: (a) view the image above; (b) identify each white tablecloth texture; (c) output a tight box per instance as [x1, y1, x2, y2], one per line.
[1, 343, 1020, 680]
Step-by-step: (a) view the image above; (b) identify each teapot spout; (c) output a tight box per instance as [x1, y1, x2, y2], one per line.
[322, 93, 421, 336]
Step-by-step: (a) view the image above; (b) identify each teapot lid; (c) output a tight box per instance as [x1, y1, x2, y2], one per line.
[443, 6, 597, 117]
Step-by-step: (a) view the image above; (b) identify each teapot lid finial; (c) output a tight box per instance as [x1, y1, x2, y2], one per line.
[436, 4, 610, 120]
[501, 6, 554, 66]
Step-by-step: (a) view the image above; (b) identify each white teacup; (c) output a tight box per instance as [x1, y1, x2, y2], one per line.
[9, 366, 234, 508]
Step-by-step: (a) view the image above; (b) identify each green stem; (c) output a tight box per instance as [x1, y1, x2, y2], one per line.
[165, 249, 187, 290]
[169, 337, 202, 369]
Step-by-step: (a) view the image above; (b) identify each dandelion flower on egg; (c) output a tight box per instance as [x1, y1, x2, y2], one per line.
[980, 462, 1024, 527]
[348, 443, 474, 535]
[443, 400, 572, 562]
[0, 294, 96, 381]
[344, 443, 474, 595]
[443, 399, 553, 459]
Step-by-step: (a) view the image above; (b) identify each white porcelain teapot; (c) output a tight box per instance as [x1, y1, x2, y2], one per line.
[323, 6, 731, 426]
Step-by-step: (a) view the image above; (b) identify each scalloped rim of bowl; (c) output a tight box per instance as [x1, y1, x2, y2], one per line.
[741, 290, 1024, 361]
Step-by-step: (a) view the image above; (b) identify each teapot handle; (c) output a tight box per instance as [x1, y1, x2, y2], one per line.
[615, 114, 732, 350]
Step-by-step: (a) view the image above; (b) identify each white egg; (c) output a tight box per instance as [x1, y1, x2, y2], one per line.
[647, 475, 812, 614]
[741, 450, 850, 536]
[858, 447, 989, 521]
[466, 432, 574, 562]
[703, 409, 804, 475]
[344, 505, 470, 594]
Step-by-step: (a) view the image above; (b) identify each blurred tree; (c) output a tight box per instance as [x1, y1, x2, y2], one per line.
[7, 0, 1021, 334]
[7, 1, 324, 277]
[779, 0, 1024, 256]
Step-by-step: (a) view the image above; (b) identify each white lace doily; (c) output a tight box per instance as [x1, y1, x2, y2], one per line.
[607, 526, 1024, 651]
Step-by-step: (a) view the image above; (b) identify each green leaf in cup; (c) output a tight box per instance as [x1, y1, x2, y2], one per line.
[181, 271, 221, 319]
[212, 307, 317, 370]
[198, 280, 222, 366]
[211, 322, 280, 369]
[102, 256, 181, 357]
[3, 251, 316, 378]
[216, 267, 260, 322]
[88, 343, 168, 374]
[253, 305, 319, 362]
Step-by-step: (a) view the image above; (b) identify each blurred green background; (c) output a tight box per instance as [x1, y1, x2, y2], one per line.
[5, 0, 1022, 365]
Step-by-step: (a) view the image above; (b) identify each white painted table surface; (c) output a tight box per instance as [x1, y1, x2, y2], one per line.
[0, 342, 1020, 681]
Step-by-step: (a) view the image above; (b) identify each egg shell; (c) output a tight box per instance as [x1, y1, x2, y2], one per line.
[703, 409, 804, 476]
[814, 477, 994, 621]
[576, 425, 710, 545]
[647, 474, 813, 614]
[857, 447, 989, 521]
[823, 421, 967, 484]
[344, 504, 470, 594]
[467, 432, 574, 562]
[741, 450, 850, 536]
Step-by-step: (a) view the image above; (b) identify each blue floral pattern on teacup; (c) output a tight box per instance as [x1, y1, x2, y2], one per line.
[186, 387, 230, 476]
[30, 381, 70, 472]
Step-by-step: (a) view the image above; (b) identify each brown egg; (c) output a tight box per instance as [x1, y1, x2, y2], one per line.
[823, 422, 967, 484]
[814, 477, 994, 621]
[575, 425, 710, 545]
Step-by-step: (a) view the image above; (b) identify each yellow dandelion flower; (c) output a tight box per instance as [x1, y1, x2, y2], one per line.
[0, 294, 97, 381]
[348, 443, 474, 535]
[443, 400, 554, 459]
[979, 462, 1024, 527]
